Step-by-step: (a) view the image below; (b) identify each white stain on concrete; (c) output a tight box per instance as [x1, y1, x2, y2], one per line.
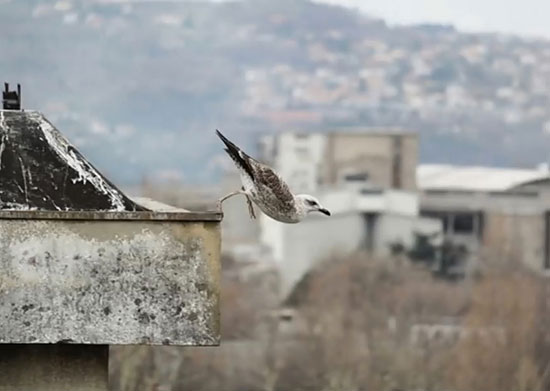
[36, 112, 127, 211]
[0, 111, 7, 171]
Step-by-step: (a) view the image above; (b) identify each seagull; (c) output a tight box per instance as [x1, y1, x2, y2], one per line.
[215, 129, 331, 223]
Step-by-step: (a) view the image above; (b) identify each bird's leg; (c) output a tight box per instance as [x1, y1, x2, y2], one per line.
[217, 188, 256, 219]
[216, 190, 243, 211]
[245, 195, 256, 219]
[239, 186, 256, 220]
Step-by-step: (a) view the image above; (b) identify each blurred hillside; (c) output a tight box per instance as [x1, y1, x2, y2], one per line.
[4, 0, 550, 183]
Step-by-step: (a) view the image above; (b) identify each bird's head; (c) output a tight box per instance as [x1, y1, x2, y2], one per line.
[296, 194, 331, 217]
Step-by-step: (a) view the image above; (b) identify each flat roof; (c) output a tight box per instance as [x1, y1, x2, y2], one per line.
[417, 164, 550, 192]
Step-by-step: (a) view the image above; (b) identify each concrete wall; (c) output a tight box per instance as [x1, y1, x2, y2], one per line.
[324, 133, 392, 188]
[323, 132, 418, 191]
[400, 135, 419, 191]
[383, 190, 419, 216]
[0, 211, 221, 346]
[483, 212, 545, 270]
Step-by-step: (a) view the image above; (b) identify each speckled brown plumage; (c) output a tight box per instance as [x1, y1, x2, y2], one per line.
[216, 129, 331, 223]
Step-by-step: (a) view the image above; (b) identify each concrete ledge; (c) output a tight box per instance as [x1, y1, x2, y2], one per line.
[0, 213, 220, 345]
[0, 210, 222, 221]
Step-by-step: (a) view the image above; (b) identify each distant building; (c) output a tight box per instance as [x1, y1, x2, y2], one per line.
[257, 129, 435, 298]
[258, 129, 418, 194]
[418, 164, 550, 271]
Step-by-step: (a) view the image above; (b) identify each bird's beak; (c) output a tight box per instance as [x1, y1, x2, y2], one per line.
[319, 207, 331, 216]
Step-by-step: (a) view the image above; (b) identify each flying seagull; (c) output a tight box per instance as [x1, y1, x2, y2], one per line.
[216, 130, 331, 223]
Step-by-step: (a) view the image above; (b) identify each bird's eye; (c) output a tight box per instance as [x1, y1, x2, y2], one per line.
[307, 199, 317, 206]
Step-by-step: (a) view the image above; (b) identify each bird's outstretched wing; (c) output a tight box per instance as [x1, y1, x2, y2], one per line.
[216, 129, 256, 180]
[254, 164, 295, 207]
[215, 129, 295, 209]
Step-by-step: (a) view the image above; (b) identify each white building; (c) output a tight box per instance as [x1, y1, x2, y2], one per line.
[259, 132, 327, 194]
[256, 129, 436, 298]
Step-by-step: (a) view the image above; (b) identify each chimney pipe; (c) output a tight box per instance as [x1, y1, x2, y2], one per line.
[2, 82, 22, 110]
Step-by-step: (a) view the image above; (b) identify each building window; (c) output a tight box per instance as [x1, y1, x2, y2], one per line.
[421, 211, 481, 237]
[453, 213, 474, 234]
[344, 172, 369, 182]
[360, 188, 383, 195]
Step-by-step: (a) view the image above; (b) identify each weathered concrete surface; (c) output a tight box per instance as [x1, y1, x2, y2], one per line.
[0, 344, 108, 391]
[0, 110, 145, 211]
[0, 213, 220, 345]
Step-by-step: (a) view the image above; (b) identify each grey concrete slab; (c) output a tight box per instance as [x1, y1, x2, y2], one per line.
[0, 214, 221, 346]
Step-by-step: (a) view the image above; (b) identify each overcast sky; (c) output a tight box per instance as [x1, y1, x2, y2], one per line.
[315, 0, 550, 39]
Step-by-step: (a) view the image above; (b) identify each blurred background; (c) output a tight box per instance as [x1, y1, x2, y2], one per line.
[4, 0, 550, 389]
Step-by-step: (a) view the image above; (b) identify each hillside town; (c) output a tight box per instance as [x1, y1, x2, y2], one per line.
[241, 35, 550, 130]
[5, 0, 550, 183]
